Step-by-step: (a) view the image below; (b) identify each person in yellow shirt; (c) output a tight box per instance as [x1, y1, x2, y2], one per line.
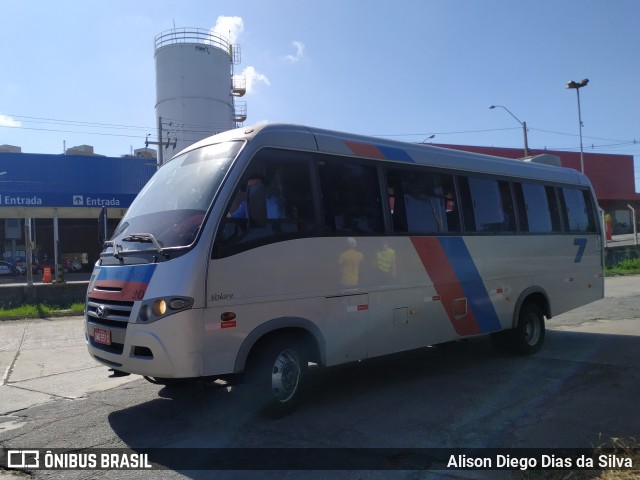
[376, 240, 396, 282]
[339, 237, 364, 287]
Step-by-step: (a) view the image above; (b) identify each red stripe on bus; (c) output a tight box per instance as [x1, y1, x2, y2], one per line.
[344, 141, 386, 159]
[411, 237, 481, 336]
[89, 280, 149, 302]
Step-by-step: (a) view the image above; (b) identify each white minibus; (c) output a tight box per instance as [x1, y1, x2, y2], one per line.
[86, 123, 604, 414]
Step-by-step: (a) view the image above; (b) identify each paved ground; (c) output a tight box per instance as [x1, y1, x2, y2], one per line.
[0, 276, 638, 479]
[1, 276, 638, 417]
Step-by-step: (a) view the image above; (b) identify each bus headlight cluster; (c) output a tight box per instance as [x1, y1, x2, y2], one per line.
[138, 297, 193, 323]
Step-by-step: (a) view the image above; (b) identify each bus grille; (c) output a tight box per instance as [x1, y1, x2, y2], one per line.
[86, 298, 134, 324]
[86, 297, 134, 356]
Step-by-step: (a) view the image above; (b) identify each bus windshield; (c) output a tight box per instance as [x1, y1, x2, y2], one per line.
[110, 140, 243, 251]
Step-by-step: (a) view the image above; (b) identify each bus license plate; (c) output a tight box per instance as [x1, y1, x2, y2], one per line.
[94, 327, 111, 346]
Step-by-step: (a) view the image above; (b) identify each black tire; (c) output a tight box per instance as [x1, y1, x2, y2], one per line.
[512, 302, 546, 355]
[491, 303, 545, 355]
[245, 334, 308, 417]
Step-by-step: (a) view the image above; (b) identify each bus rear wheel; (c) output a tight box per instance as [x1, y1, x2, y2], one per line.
[491, 302, 545, 355]
[513, 303, 545, 355]
[246, 335, 307, 417]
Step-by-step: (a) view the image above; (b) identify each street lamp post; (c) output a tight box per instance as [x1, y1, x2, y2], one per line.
[566, 78, 589, 174]
[489, 105, 529, 157]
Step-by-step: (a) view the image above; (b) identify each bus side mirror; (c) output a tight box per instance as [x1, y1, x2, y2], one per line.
[247, 184, 268, 228]
[98, 206, 108, 244]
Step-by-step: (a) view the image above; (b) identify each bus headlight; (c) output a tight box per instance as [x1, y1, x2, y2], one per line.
[152, 299, 167, 316]
[137, 297, 193, 323]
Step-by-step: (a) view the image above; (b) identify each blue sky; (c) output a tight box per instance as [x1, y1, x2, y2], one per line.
[1, 0, 638, 182]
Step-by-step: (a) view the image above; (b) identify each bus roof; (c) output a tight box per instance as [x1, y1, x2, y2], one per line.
[181, 123, 591, 188]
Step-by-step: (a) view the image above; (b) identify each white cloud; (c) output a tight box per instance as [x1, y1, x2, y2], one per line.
[0, 114, 21, 127]
[284, 41, 306, 63]
[242, 66, 271, 94]
[211, 16, 244, 44]
[210, 16, 269, 95]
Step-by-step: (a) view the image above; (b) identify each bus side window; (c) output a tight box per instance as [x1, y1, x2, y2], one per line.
[546, 186, 563, 232]
[498, 180, 516, 232]
[514, 183, 529, 231]
[459, 176, 515, 233]
[515, 182, 557, 233]
[213, 149, 317, 258]
[457, 176, 476, 232]
[317, 158, 384, 234]
[386, 168, 460, 234]
[560, 186, 597, 233]
[442, 175, 461, 232]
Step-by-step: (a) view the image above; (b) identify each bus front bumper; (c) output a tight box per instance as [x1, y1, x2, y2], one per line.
[85, 309, 204, 379]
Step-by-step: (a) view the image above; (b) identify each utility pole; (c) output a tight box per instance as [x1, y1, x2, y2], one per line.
[566, 79, 589, 173]
[489, 105, 529, 158]
[25, 218, 33, 286]
[628, 204, 638, 248]
[145, 116, 176, 166]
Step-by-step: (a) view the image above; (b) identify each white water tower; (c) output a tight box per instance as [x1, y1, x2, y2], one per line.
[154, 27, 246, 162]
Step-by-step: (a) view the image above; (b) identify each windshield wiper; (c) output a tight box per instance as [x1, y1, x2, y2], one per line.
[122, 233, 169, 257]
[104, 239, 123, 260]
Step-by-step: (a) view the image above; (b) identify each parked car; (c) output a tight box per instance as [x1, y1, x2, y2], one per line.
[0, 261, 20, 276]
[64, 258, 83, 273]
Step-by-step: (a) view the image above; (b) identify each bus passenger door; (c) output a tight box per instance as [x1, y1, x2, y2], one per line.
[324, 294, 368, 366]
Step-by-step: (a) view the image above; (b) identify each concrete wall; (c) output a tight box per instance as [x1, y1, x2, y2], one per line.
[0, 282, 88, 309]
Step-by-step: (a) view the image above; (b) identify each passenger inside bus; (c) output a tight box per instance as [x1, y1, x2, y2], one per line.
[230, 175, 284, 221]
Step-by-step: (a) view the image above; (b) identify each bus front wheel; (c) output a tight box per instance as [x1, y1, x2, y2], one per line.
[245, 335, 308, 416]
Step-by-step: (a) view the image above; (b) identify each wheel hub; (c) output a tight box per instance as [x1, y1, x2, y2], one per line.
[271, 350, 300, 402]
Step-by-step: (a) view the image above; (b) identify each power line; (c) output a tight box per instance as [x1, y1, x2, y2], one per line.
[5, 113, 233, 134]
[4, 114, 154, 131]
[3, 112, 639, 157]
[528, 127, 637, 145]
[0, 123, 146, 139]
[0, 114, 233, 146]
[373, 127, 640, 156]
[372, 127, 521, 138]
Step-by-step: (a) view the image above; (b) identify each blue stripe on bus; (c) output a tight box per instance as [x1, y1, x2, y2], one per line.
[438, 237, 502, 333]
[94, 263, 156, 283]
[376, 145, 415, 163]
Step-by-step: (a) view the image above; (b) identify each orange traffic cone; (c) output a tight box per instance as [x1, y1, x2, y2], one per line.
[42, 266, 52, 283]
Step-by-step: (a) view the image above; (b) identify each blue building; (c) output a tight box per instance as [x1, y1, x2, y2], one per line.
[0, 151, 155, 272]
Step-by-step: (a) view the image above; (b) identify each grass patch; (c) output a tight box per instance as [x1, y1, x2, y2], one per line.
[606, 257, 640, 276]
[0, 302, 84, 319]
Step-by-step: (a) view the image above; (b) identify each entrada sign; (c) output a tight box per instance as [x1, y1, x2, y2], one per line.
[1, 195, 43, 205]
[0, 192, 134, 208]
